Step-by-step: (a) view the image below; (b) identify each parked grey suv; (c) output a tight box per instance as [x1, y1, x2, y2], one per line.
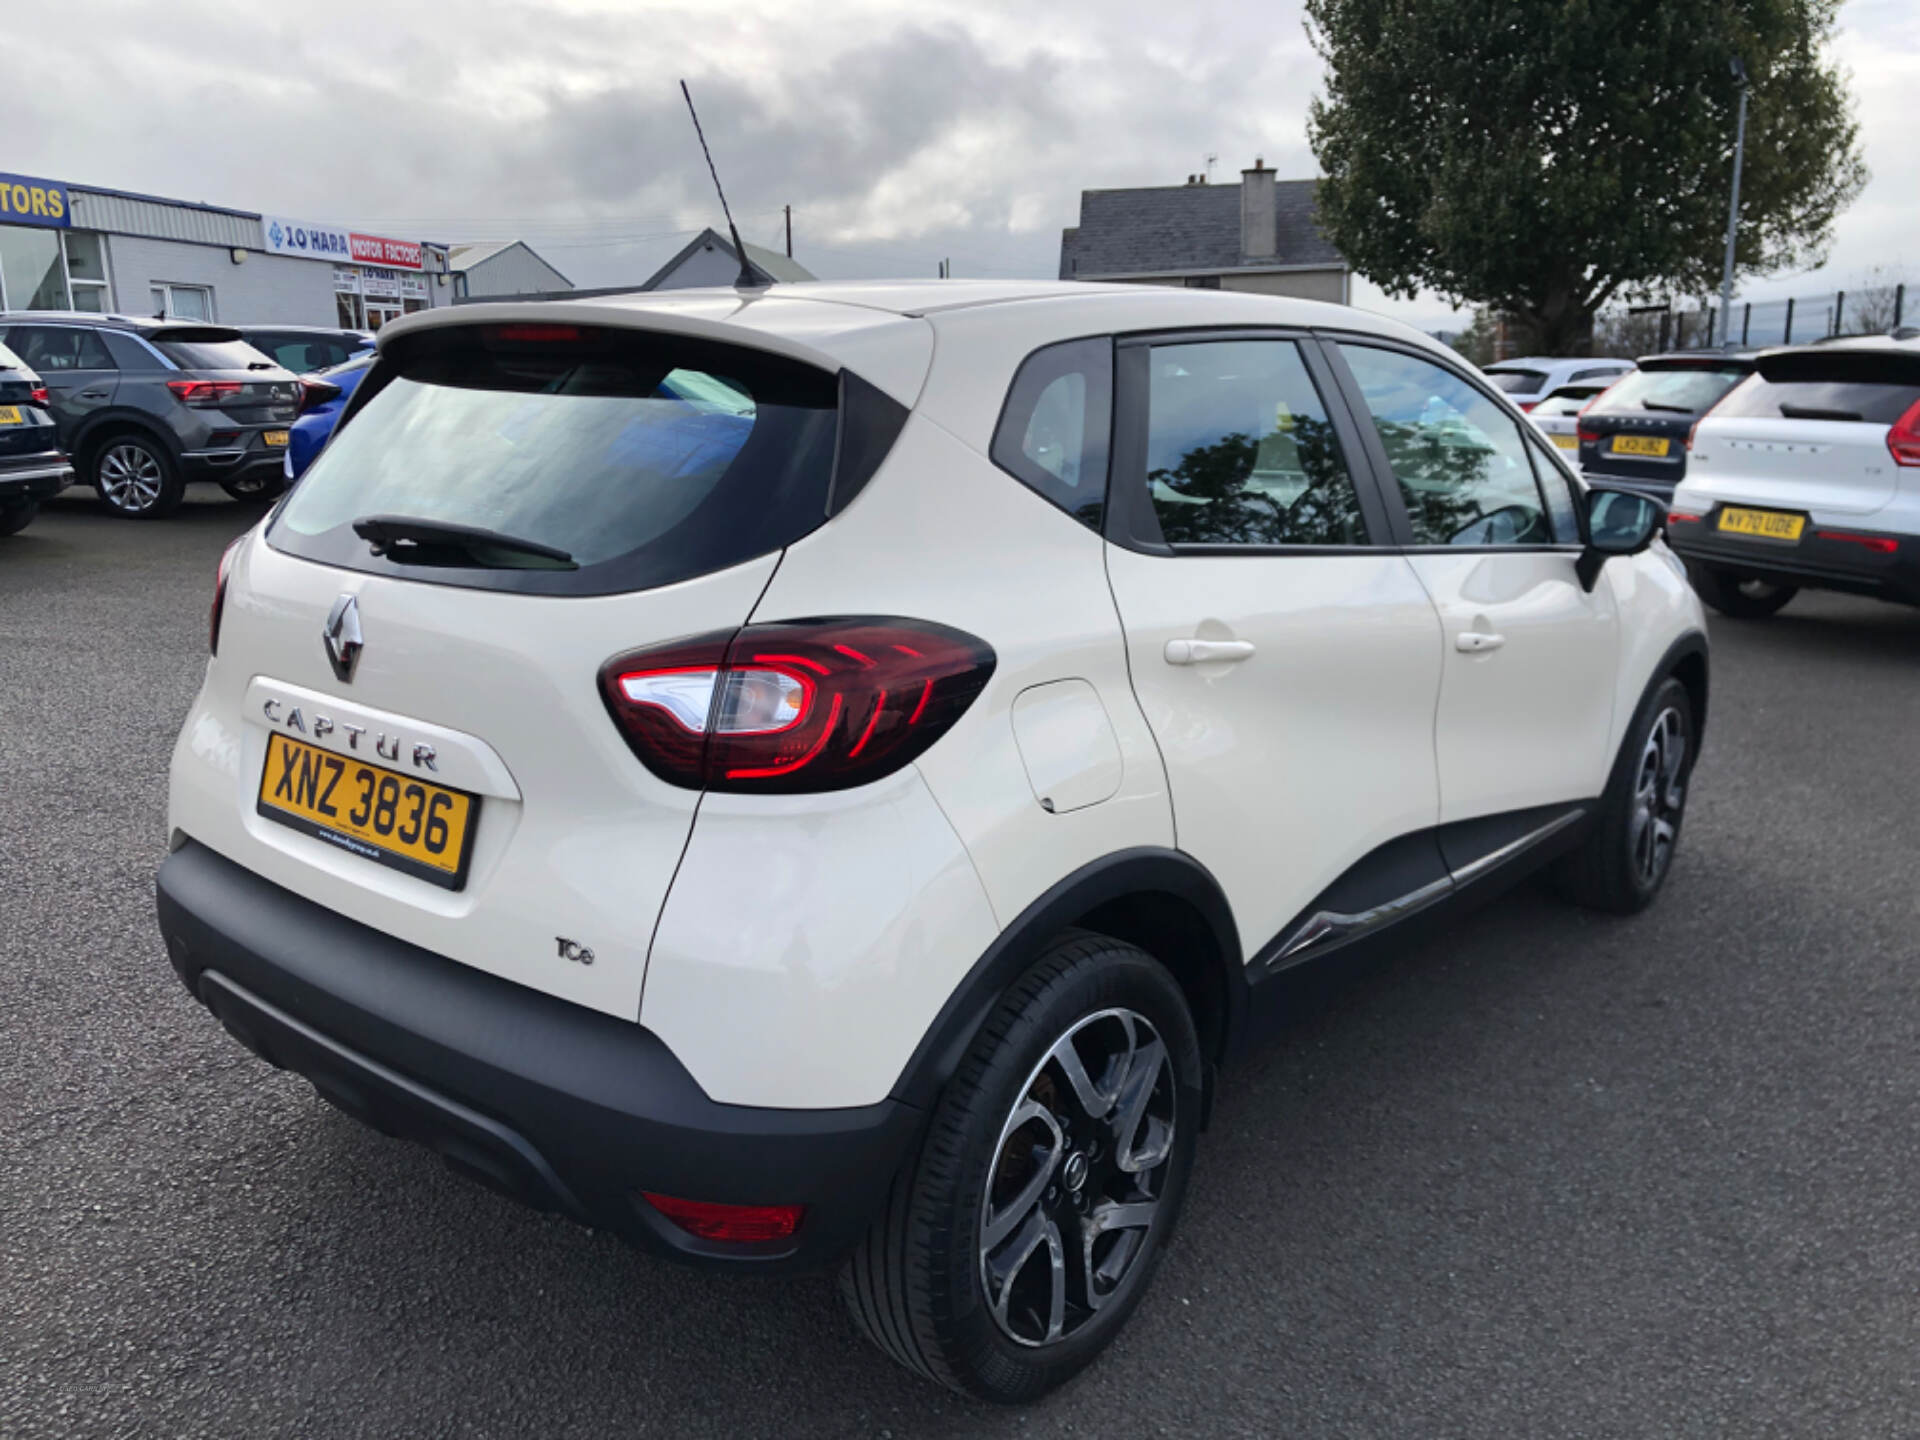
[0, 312, 299, 517]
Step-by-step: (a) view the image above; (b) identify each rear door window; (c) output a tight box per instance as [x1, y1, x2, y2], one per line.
[11, 325, 114, 372]
[270, 324, 841, 596]
[1140, 338, 1370, 546]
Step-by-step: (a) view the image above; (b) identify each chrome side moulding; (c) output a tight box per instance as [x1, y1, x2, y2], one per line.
[1265, 808, 1588, 973]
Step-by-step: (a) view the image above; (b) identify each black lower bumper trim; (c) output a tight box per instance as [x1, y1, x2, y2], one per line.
[0, 457, 73, 504]
[1670, 522, 1920, 607]
[157, 839, 923, 1269]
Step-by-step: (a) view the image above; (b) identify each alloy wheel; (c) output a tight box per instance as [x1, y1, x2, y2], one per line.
[98, 443, 165, 513]
[980, 1007, 1176, 1347]
[1629, 705, 1688, 887]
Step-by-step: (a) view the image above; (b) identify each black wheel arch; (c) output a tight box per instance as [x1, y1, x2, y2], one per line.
[71, 413, 183, 474]
[887, 847, 1246, 1114]
[1612, 631, 1709, 796]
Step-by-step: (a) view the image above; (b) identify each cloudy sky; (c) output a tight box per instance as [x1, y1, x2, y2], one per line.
[15, 0, 1918, 331]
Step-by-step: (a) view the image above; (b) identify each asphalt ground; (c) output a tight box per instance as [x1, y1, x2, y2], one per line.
[3, 491, 1918, 1438]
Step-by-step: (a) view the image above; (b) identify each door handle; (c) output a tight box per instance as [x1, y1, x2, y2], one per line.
[1456, 631, 1506, 654]
[1165, 638, 1255, 666]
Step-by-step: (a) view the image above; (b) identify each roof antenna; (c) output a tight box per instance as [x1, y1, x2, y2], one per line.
[680, 79, 773, 290]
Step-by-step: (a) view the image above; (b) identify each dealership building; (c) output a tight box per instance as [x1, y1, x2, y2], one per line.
[0, 169, 569, 329]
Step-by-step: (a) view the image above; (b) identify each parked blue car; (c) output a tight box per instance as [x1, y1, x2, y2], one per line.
[286, 353, 375, 483]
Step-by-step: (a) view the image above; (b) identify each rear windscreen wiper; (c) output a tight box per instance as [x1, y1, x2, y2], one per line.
[1640, 400, 1694, 413]
[1778, 403, 1864, 422]
[352, 514, 578, 570]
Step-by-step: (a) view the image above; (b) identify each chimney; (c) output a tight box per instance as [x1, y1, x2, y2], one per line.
[1240, 156, 1276, 260]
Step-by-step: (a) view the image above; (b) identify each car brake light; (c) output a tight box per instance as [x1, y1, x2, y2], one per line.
[29, 385, 48, 406]
[1887, 397, 1920, 467]
[167, 378, 244, 406]
[211, 536, 244, 655]
[296, 378, 343, 416]
[1667, 511, 1703, 525]
[641, 1193, 805, 1243]
[601, 618, 996, 793]
[488, 324, 580, 343]
[1815, 530, 1900, 554]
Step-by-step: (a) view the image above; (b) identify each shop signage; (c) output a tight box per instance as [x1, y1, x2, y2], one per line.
[0, 171, 70, 229]
[362, 269, 402, 299]
[264, 215, 353, 260]
[265, 216, 424, 270]
[332, 266, 361, 293]
[400, 272, 429, 299]
[350, 233, 423, 270]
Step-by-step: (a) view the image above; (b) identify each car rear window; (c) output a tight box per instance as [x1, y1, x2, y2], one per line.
[1484, 369, 1547, 394]
[1712, 354, 1920, 425]
[1532, 390, 1600, 416]
[153, 333, 276, 370]
[1588, 365, 1748, 416]
[270, 323, 842, 596]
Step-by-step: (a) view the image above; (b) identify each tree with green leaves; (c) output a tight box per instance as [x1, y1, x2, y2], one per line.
[1306, 0, 1868, 354]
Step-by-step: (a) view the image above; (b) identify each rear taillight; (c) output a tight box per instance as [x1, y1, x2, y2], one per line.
[641, 1193, 804, 1244]
[210, 536, 244, 655]
[167, 379, 244, 407]
[1667, 511, 1703, 525]
[601, 618, 995, 793]
[296, 378, 343, 416]
[1517, 400, 1538, 413]
[1576, 425, 1602, 446]
[1887, 397, 1920, 467]
[28, 385, 48, 406]
[1815, 530, 1900, 554]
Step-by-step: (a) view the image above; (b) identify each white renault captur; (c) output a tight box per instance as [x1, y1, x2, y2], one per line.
[159, 280, 1708, 1402]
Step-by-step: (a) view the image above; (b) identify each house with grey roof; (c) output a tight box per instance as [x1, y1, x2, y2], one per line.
[641, 228, 816, 290]
[1059, 159, 1349, 303]
[449, 240, 572, 299]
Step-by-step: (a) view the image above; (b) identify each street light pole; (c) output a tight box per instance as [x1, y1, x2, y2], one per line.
[1718, 57, 1750, 351]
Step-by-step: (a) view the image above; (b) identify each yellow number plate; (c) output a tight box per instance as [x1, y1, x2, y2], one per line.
[1611, 434, 1671, 457]
[262, 430, 289, 447]
[257, 733, 479, 889]
[0, 405, 23, 425]
[1717, 507, 1805, 542]
[1551, 433, 1579, 450]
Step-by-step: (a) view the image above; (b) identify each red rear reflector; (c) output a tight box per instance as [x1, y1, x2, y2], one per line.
[489, 324, 580, 343]
[1815, 530, 1899, 554]
[1667, 511, 1703, 525]
[1887, 397, 1920, 467]
[642, 1193, 804, 1243]
[29, 385, 49, 406]
[601, 618, 995, 793]
[211, 536, 244, 655]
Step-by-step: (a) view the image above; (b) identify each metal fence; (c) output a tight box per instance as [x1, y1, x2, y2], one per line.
[1608, 282, 1910, 354]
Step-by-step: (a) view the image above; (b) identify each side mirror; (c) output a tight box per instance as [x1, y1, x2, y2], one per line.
[1575, 487, 1664, 591]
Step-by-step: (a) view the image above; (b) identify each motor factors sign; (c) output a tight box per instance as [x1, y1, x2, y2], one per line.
[264, 215, 424, 270]
[349, 233, 423, 270]
[0, 172, 70, 228]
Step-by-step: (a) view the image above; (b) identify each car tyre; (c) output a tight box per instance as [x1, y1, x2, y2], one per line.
[92, 433, 184, 519]
[1553, 676, 1694, 915]
[1687, 563, 1797, 619]
[840, 931, 1203, 1403]
[0, 500, 36, 536]
[219, 473, 286, 502]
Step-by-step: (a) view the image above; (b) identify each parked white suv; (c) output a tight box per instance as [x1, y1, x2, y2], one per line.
[1668, 342, 1920, 616]
[158, 281, 1708, 1401]
[1483, 355, 1636, 411]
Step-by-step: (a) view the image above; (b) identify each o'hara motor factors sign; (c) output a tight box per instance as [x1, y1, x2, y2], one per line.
[0, 172, 70, 228]
[263, 216, 423, 270]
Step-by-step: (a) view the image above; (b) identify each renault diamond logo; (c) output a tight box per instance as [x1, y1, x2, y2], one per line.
[322, 595, 363, 683]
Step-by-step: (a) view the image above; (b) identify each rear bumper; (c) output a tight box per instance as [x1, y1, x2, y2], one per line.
[155, 839, 923, 1270]
[1668, 515, 1920, 607]
[180, 446, 287, 483]
[0, 454, 74, 505]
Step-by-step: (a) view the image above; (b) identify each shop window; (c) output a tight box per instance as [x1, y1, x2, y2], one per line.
[63, 232, 112, 313]
[150, 283, 213, 321]
[0, 225, 71, 310]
